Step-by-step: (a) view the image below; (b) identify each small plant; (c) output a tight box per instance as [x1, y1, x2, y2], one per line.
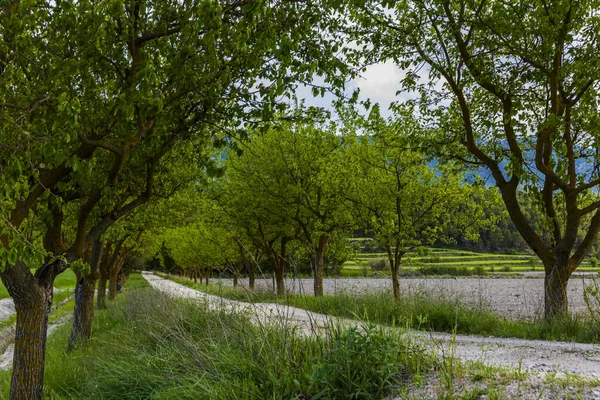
[361, 262, 369, 277]
[502, 265, 512, 272]
[584, 272, 600, 331]
[589, 257, 598, 268]
[310, 325, 425, 399]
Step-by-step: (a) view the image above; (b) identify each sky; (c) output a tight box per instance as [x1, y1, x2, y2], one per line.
[294, 61, 407, 119]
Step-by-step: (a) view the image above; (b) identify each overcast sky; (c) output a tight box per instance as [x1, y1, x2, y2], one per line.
[293, 61, 407, 119]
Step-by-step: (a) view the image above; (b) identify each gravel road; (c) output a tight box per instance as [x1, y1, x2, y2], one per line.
[219, 275, 595, 320]
[143, 273, 600, 383]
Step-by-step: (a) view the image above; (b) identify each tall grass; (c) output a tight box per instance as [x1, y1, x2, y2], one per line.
[165, 275, 600, 344]
[0, 283, 433, 399]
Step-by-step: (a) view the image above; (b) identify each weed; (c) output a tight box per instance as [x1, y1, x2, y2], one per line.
[310, 325, 431, 399]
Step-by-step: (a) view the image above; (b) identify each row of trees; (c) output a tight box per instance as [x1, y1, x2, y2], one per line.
[145, 111, 491, 300]
[0, 0, 344, 398]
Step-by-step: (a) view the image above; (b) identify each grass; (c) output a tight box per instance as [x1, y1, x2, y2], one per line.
[164, 274, 600, 344]
[343, 246, 600, 277]
[0, 278, 434, 400]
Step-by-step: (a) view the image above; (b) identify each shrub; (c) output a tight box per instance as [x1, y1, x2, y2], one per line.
[368, 259, 388, 271]
[416, 246, 430, 256]
[473, 266, 486, 275]
[589, 257, 598, 268]
[502, 265, 512, 272]
[418, 265, 473, 276]
[310, 325, 427, 399]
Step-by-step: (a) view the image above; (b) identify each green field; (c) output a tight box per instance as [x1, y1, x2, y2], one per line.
[342, 246, 599, 277]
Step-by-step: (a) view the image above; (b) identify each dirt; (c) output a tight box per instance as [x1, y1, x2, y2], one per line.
[143, 272, 600, 399]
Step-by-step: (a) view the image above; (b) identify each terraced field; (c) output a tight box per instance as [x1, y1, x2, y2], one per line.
[342, 245, 599, 277]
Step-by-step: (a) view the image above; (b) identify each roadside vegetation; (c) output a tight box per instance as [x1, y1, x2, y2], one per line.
[0, 277, 435, 400]
[164, 274, 600, 344]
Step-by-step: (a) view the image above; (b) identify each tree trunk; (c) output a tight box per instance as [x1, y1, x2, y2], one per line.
[1, 257, 64, 400]
[313, 235, 329, 297]
[69, 239, 103, 350]
[386, 246, 402, 301]
[97, 257, 109, 309]
[193, 269, 198, 284]
[10, 287, 52, 400]
[109, 257, 123, 300]
[68, 272, 96, 350]
[97, 241, 121, 308]
[274, 263, 285, 296]
[391, 262, 400, 301]
[544, 262, 571, 319]
[248, 264, 256, 292]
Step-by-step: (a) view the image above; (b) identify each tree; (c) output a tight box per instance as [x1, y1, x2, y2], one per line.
[227, 121, 354, 296]
[345, 113, 473, 299]
[343, 0, 600, 319]
[1, 0, 345, 397]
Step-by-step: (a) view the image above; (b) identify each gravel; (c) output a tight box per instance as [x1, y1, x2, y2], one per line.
[220, 275, 595, 320]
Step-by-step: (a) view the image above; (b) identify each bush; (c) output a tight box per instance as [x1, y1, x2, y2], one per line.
[310, 325, 427, 399]
[502, 265, 512, 272]
[473, 266, 486, 275]
[418, 265, 473, 276]
[416, 246, 430, 256]
[368, 259, 388, 271]
[589, 257, 598, 268]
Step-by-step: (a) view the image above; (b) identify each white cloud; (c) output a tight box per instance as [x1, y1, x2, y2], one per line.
[350, 61, 406, 110]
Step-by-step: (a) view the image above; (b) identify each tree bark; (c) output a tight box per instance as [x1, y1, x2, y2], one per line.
[109, 257, 123, 301]
[386, 246, 402, 301]
[313, 235, 329, 297]
[69, 239, 103, 350]
[9, 284, 52, 400]
[248, 263, 256, 292]
[544, 261, 571, 319]
[68, 272, 96, 350]
[97, 251, 110, 309]
[274, 263, 285, 296]
[0, 259, 64, 400]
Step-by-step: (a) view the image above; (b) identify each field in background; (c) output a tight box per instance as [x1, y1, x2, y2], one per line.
[341, 241, 600, 277]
